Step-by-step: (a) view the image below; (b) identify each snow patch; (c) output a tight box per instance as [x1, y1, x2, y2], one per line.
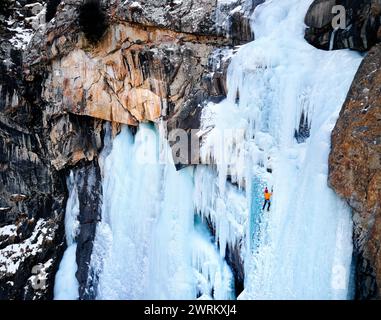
[0, 225, 17, 238]
[0, 219, 57, 277]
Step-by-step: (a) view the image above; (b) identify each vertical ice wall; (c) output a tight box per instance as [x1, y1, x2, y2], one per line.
[198, 0, 363, 299]
[54, 171, 80, 300]
[89, 124, 234, 300]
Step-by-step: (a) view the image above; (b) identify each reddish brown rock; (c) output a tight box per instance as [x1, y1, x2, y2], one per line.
[43, 22, 222, 126]
[329, 43, 381, 299]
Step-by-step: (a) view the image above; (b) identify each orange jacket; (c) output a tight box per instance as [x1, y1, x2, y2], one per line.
[264, 192, 272, 200]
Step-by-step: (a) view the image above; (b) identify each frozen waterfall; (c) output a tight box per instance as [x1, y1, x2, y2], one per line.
[198, 0, 363, 299]
[89, 124, 234, 300]
[54, 0, 363, 300]
[54, 171, 80, 300]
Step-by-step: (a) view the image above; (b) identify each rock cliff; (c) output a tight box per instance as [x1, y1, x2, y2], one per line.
[304, 0, 381, 300]
[1, 0, 65, 300]
[27, 0, 256, 132]
[329, 43, 381, 299]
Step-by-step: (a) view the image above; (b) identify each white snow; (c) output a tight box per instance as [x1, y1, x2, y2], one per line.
[0, 225, 17, 238]
[0, 219, 56, 277]
[124, 1, 142, 10]
[25, 6, 46, 31]
[5, 2, 46, 49]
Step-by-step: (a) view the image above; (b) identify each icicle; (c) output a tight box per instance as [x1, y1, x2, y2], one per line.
[329, 28, 337, 51]
[191, 218, 235, 300]
[54, 171, 80, 300]
[89, 124, 234, 299]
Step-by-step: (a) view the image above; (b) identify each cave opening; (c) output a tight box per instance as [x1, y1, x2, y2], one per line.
[78, 0, 108, 44]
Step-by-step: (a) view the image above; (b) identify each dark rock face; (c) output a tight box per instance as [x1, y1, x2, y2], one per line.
[305, 0, 381, 51]
[215, 0, 264, 45]
[117, 0, 258, 42]
[205, 48, 233, 101]
[0, 1, 12, 16]
[203, 214, 244, 297]
[294, 110, 311, 144]
[329, 43, 381, 299]
[226, 242, 244, 297]
[0, 0, 65, 300]
[46, 0, 62, 22]
[68, 162, 103, 299]
[310, 0, 381, 301]
[0, 0, 105, 299]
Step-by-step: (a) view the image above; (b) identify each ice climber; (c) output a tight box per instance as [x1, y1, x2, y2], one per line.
[262, 187, 272, 212]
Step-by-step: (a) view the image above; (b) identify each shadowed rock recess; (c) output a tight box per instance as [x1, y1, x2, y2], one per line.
[0, 0, 256, 299]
